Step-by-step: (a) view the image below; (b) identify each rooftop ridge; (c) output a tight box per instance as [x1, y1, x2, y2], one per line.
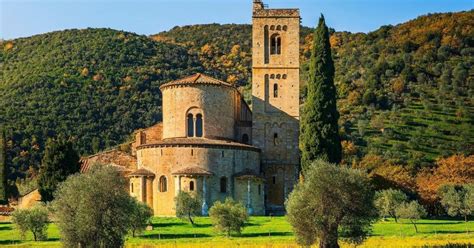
[160, 73, 233, 89]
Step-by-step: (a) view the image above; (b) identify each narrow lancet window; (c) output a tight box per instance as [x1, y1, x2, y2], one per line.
[190, 181, 194, 191]
[159, 176, 167, 192]
[187, 114, 194, 137]
[196, 114, 203, 137]
[220, 177, 227, 193]
[273, 83, 278, 98]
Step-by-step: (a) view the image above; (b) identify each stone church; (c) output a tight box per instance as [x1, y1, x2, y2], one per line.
[82, 0, 300, 216]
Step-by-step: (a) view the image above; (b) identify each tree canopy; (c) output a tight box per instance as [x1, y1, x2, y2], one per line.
[37, 137, 80, 202]
[286, 159, 377, 248]
[300, 15, 342, 169]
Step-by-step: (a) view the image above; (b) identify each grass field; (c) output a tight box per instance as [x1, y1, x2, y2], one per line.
[0, 217, 473, 247]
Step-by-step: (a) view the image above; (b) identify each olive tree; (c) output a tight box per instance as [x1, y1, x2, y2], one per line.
[438, 184, 474, 222]
[52, 165, 147, 247]
[374, 189, 408, 222]
[11, 204, 49, 241]
[395, 201, 427, 233]
[209, 198, 248, 237]
[128, 200, 153, 237]
[286, 159, 377, 248]
[175, 191, 201, 226]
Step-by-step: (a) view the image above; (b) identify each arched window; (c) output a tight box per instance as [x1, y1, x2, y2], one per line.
[196, 114, 203, 137]
[190, 181, 194, 191]
[187, 114, 194, 137]
[273, 133, 279, 146]
[220, 177, 227, 193]
[159, 176, 167, 192]
[273, 83, 278, 98]
[270, 34, 281, 55]
[131, 183, 134, 193]
[272, 176, 276, 184]
[258, 184, 261, 195]
[242, 134, 249, 144]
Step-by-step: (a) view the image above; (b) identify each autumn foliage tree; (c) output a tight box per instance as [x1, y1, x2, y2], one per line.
[416, 154, 474, 209]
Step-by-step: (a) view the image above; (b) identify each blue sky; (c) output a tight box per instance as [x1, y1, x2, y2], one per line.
[1, 0, 473, 40]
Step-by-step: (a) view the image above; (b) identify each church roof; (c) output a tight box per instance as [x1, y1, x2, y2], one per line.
[233, 168, 265, 180]
[136, 137, 260, 152]
[160, 73, 233, 89]
[172, 166, 213, 176]
[128, 167, 155, 177]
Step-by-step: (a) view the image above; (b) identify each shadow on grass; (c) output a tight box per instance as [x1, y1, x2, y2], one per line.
[420, 244, 474, 248]
[151, 222, 186, 228]
[0, 237, 59, 245]
[141, 233, 211, 239]
[240, 231, 292, 238]
[193, 223, 212, 228]
[424, 230, 471, 234]
[0, 240, 21, 245]
[243, 222, 260, 227]
[0, 225, 12, 231]
[415, 221, 464, 225]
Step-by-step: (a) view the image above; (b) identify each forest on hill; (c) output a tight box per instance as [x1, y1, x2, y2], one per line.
[154, 11, 473, 165]
[0, 28, 206, 186]
[1, 11, 473, 205]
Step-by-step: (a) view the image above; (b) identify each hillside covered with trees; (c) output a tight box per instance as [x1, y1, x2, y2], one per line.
[0, 28, 204, 185]
[154, 12, 473, 168]
[1, 11, 473, 205]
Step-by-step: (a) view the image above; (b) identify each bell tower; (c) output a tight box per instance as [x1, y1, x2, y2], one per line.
[251, 0, 300, 213]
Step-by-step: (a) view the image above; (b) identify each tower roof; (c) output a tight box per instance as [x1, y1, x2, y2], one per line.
[252, 0, 299, 18]
[160, 73, 233, 89]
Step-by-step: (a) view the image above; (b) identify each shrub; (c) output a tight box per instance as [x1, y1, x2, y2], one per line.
[175, 191, 201, 226]
[128, 200, 153, 237]
[209, 198, 248, 237]
[11, 204, 49, 241]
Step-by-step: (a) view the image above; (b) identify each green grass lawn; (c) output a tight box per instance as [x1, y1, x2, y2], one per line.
[0, 217, 473, 247]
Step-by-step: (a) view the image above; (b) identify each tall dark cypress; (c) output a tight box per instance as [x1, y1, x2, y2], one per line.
[38, 137, 80, 202]
[300, 15, 342, 171]
[0, 128, 7, 204]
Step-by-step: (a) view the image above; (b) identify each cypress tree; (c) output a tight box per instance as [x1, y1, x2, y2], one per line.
[38, 137, 80, 202]
[0, 128, 7, 204]
[300, 15, 342, 171]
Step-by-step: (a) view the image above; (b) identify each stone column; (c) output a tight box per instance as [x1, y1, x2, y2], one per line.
[246, 178, 253, 215]
[201, 177, 208, 216]
[146, 177, 153, 209]
[174, 176, 181, 196]
[141, 176, 146, 203]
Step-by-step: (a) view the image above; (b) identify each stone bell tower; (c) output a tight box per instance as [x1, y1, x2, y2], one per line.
[251, 0, 300, 213]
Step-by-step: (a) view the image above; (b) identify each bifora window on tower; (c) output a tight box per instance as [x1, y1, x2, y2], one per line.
[270, 33, 281, 55]
[186, 112, 203, 137]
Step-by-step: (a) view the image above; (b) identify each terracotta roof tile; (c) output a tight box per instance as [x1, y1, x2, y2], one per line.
[128, 167, 155, 177]
[137, 137, 260, 151]
[160, 73, 233, 89]
[233, 168, 264, 180]
[172, 166, 213, 176]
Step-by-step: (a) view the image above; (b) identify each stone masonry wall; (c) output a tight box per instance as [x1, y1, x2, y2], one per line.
[136, 145, 262, 216]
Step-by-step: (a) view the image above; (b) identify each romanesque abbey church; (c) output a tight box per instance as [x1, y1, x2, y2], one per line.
[82, 0, 300, 216]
